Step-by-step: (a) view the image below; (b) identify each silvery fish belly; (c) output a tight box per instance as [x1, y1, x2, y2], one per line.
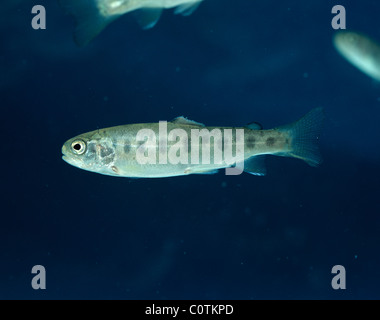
[59, 0, 204, 46]
[61, 108, 324, 178]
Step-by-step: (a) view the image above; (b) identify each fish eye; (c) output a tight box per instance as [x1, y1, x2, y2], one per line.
[71, 140, 86, 155]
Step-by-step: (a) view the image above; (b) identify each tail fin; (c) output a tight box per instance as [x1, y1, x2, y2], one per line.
[277, 108, 324, 167]
[59, 0, 120, 46]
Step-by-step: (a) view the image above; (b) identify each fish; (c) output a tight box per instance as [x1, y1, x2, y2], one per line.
[59, 0, 203, 46]
[61, 108, 324, 178]
[333, 31, 380, 81]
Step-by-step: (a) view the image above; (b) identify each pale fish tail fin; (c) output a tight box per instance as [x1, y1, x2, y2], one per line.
[277, 108, 324, 167]
[59, 0, 120, 47]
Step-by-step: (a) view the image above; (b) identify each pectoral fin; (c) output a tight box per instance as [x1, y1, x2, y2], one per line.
[174, 1, 202, 16]
[134, 8, 163, 29]
[59, 0, 120, 46]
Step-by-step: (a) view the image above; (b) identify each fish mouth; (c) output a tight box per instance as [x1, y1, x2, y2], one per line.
[62, 144, 74, 164]
[62, 145, 70, 163]
[62, 154, 83, 169]
[62, 154, 74, 165]
[62, 155, 70, 163]
[62, 145, 79, 166]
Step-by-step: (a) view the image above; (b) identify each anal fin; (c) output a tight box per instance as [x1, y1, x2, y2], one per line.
[241, 155, 267, 176]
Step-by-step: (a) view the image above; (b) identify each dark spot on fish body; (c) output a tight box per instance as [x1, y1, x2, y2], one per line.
[137, 140, 145, 147]
[95, 145, 115, 165]
[102, 156, 114, 165]
[112, 139, 118, 149]
[87, 142, 97, 155]
[124, 144, 131, 154]
[100, 146, 114, 158]
[266, 137, 276, 147]
[246, 136, 256, 149]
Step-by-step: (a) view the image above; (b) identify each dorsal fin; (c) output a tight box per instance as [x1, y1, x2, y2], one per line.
[245, 122, 263, 130]
[172, 116, 205, 127]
